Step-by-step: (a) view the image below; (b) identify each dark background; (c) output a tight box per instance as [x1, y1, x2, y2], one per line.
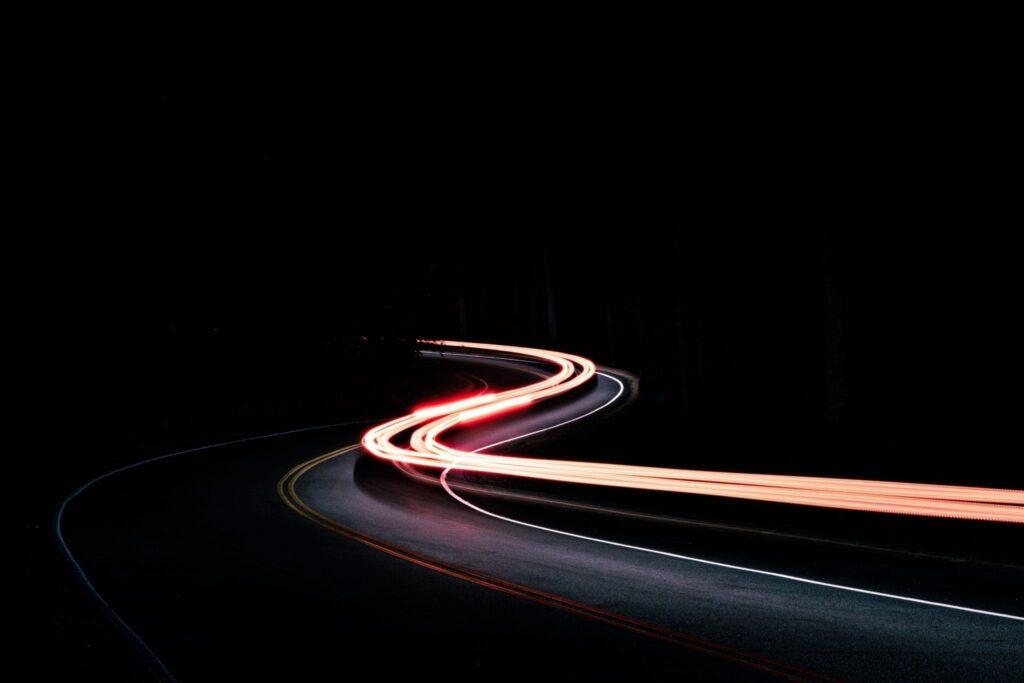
[48, 72, 1021, 483]
[20, 62, 1022, 679]
[61, 220, 1023, 486]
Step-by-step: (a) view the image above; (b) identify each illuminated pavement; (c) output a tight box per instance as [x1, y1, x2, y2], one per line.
[297, 360, 1023, 681]
[60, 352, 1023, 681]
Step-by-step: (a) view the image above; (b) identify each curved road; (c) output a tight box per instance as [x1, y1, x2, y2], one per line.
[60, 352, 1023, 681]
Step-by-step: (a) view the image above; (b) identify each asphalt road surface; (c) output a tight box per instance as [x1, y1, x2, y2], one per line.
[59, 352, 1023, 681]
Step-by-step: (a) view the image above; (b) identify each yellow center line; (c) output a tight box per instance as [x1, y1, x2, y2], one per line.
[276, 445, 834, 683]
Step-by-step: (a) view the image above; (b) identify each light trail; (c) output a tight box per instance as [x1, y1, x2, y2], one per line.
[362, 341, 1024, 523]
[435, 374, 1024, 622]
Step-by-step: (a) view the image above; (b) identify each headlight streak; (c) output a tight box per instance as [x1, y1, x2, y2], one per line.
[361, 341, 1024, 524]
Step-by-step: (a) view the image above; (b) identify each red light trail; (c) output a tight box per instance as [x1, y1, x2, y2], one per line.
[362, 341, 1024, 523]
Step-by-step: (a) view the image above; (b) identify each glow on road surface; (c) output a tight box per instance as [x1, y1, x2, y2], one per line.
[362, 341, 1024, 523]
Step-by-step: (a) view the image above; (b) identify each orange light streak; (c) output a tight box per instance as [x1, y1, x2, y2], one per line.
[458, 396, 534, 423]
[415, 393, 496, 418]
[361, 341, 1024, 523]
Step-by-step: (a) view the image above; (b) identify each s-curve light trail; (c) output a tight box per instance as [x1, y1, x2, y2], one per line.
[362, 341, 1024, 523]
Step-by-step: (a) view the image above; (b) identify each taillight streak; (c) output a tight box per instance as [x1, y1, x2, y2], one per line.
[361, 341, 1024, 523]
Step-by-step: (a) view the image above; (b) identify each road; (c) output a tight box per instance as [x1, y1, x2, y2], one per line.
[59, 351, 1023, 681]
